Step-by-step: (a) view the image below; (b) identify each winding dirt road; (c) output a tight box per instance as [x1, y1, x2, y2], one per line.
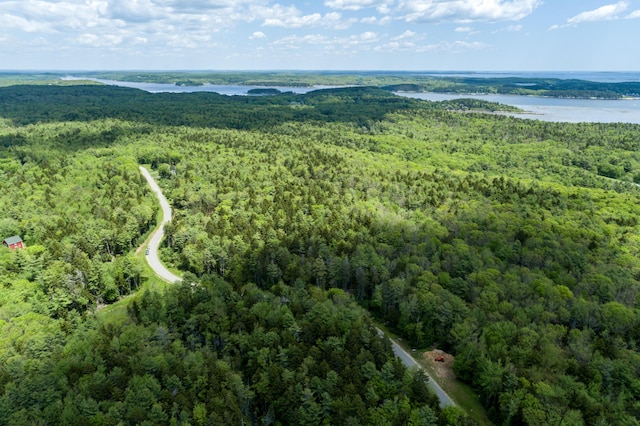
[139, 166, 182, 284]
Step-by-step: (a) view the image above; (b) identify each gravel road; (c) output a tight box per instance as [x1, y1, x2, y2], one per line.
[140, 166, 182, 284]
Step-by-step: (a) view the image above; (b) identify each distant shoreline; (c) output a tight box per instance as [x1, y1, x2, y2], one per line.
[392, 89, 640, 101]
[64, 76, 640, 101]
[56, 71, 640, 100]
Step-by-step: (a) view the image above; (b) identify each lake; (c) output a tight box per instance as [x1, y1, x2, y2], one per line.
[68, 76, 640, 124]
[68, 77, 333, 95]
[399, 92, 640, 124]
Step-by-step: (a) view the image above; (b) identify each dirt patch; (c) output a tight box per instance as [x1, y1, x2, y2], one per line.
[423, 349, 456, 381]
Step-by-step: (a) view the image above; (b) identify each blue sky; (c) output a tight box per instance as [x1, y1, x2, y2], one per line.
[1, 0, 639, 70]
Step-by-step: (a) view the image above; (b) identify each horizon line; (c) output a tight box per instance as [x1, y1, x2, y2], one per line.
[2, 69, 640, 74]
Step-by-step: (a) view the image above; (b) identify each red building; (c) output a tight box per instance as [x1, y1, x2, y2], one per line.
[2, 236, 24, 250]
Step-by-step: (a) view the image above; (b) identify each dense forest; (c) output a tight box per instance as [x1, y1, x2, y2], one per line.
[386, 77, 640, 99]
[3, 71, 640, 99]
[1, 84, 640, 425]
[77, 71, 640, 99]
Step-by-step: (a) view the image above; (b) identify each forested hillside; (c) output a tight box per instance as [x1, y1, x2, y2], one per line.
[60, 70, 640, 99]
[1, 85, 640, 425]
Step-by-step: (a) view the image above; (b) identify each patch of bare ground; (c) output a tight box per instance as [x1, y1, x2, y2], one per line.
[423, 349, 456, 381]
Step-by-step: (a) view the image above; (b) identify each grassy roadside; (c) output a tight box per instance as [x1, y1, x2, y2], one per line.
[416, 349, 491, 426]
[96, 165, 175, 323]
[95, 236, 171, 324]
[375, 322, 492, 426]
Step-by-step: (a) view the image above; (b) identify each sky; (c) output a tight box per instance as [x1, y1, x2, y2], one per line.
[1, 0, 639, 71]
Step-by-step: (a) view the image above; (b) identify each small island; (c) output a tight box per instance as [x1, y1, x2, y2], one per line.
[382, 83, 425, 92]
[175, 80, 204, 87]
[247, 87, 282, 95]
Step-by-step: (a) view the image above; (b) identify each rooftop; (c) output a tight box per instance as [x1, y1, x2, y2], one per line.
[3, 235, 23, 245]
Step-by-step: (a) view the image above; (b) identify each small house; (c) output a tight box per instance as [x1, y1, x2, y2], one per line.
[2, 235, 24, 250]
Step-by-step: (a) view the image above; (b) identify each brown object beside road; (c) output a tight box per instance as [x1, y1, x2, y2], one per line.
[423, 349, 456, 380]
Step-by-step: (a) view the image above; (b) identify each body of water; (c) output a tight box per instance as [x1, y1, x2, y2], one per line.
[399, 92, 640, 124]
[66, 73, 640, 124]
[68, 77, 332, 95]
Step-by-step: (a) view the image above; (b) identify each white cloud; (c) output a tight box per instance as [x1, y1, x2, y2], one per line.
[324, 12, 358, 29]
[29, 37, 52, 47]
[551, 1, 630, 29]
[360, 15, 392, 24]
[492, 23, 521, 33]
[250, 31, 266, 39]
[392, 30, 417, 40]
[166, 33, 213, 48]
[418, 40, 488, 52]
[360, 31, 379, 41]
[567, 1, 628, 25]
[0, 1, 110, 33]
[274, 34, 328, 48]
[0, 13, 47, 32]
[377, 39, 487, 53]
[76, 33, 124, 47]
[132, 36, 149, 45]
[272, 31, 380, 52]
[0, 0, 517, 64]
[261, 7, 354, 29]
[105, 0, 159, 23]
[398, 0, 541, 23]
[625, 9, 640, 19]
[73, 31, 148, 49]
[325, 0, 394, 12]
[361, 15, 379, 23]
[0, 0, 266, 33]
[262, 11, 320, 28]
[375, 40, 411, 52]
[154, 0, 262, 13]
[0, 0, 268, 53]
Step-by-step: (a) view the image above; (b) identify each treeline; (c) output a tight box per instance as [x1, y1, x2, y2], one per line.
[0, 85, 419, 130]
[416, 77, 640, 99]
[6, 71, 640, 98]
[73, 71, 640, 99]
[70, 72, 640, 99]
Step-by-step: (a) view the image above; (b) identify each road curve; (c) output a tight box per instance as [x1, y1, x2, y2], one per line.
[140, 166, 182, 283]
[140, 165, 452, 404]
[377, 328, 455, 408]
